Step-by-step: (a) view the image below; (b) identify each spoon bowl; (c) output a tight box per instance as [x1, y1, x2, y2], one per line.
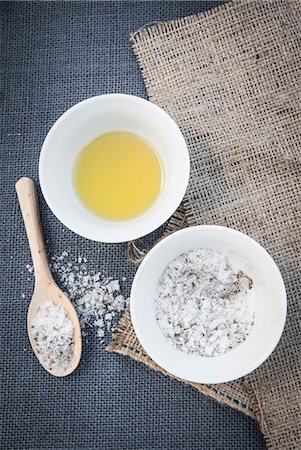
[16, 177, 82, 376]
[28, 281, 82, 377]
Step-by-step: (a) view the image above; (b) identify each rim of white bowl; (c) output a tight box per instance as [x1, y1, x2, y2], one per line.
[130, 225, 287, 384]
[39, 94, 190, 243]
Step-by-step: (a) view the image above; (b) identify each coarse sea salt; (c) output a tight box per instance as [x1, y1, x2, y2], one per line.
[25, 250, 129, 343]
[155, 248, 257, 357]
[31, 301, 74, 373]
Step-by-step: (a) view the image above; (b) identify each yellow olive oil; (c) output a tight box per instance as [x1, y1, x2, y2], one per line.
[73, 131, 163, 221]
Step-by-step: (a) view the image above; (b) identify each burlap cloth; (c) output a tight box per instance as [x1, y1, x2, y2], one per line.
[108, 1, 301, 448]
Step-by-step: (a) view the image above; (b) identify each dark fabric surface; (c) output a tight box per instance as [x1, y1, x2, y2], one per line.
[0, 2, 266, 449]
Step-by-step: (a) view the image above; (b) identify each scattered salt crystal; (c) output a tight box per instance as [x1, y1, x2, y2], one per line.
[155, 248, 257, 357]
[93, 273, 100, 282]
[26, 265, 34, 277]
[31, 301, 74, 373]
[115, 294, 126, 303]
[94, 318, 104, 327]
[21, 293, 25, 299]
[106, 280, 120, 293]
[97, 329, 104, 338]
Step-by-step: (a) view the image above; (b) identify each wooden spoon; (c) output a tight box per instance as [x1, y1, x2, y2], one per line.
[16, 177, 82, 376]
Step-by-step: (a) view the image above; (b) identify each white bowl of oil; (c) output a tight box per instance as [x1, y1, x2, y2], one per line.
[39, 94, 190, 242]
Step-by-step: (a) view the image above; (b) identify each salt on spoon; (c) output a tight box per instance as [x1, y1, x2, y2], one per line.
[16, 177, 82, 376]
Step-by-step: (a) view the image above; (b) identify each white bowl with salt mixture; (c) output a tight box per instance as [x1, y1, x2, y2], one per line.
[131, 226, 287, 384]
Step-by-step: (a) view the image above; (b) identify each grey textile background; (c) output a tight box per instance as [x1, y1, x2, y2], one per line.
[0, 2, 266, 449]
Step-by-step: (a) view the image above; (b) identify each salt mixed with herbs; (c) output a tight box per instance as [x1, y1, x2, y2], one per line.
[155, 248, 256, 357]
[26, 250, 128, 344]
[31, 301, 74, 373]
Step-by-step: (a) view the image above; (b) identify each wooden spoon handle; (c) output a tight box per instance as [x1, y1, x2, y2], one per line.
[16, 177, 52, 283]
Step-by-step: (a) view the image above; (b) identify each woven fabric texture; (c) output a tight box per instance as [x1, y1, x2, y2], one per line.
[109, 0, 301, 449]
[0, 2, 267, 449]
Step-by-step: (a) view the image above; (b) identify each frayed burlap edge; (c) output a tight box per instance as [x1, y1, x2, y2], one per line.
[127, 202, 188, 265]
